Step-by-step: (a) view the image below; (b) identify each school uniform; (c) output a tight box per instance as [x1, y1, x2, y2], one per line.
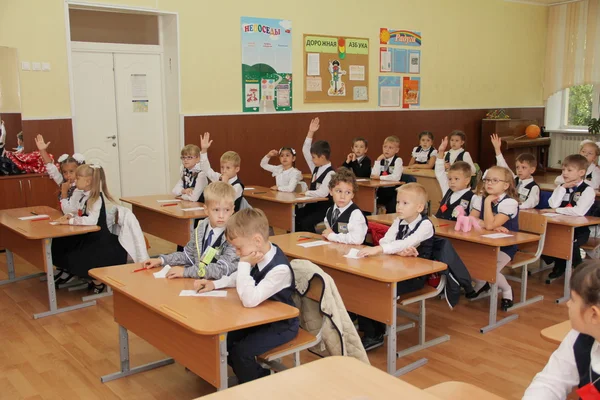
[495, 154, 540, 209]
[524, 329, 600, 399]
[200, 153, 245, 211]
[159, 218, 238, 279]
[412, 146, 437, 165]
[434, 158, 474, 220]
[259, 156, 303, 192]
[443, 148, 476, 174]
[172, 163, 208, 202]
[471, 194, 519, 300]
[44, 162, 80, 210]
[51, 193, 127, 278]
[555, 164, 600, 190]
[342, 155, 372, 178]
[543, 181, 595, 276]
[212, 243, 299, 383]
[359, 215, 434, 341]
[324, 201, 368, 245]
[370, 155, 403, 213]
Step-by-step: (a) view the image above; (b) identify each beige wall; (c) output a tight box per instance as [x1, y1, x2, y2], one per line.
[0, 47, 21, 113]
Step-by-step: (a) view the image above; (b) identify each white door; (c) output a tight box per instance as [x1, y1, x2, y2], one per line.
[113, 53, 167, 197]
[71, 51, 122, 199]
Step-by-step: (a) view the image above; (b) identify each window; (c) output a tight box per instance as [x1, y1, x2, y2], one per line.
[562, 84, 599, 129]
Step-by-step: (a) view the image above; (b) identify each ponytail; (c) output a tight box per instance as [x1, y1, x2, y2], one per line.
[76, 164, 116, 208]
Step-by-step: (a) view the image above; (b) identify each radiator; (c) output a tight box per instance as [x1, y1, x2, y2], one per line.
[548, 132, 598, 168]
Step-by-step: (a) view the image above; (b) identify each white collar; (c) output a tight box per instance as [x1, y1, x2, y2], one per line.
[399, 214, 423, 230]
[518, 177, 534, 185]
[448, 148, 464, 153]
[318, 162, 332, 171]
[256, 243, 276, 271]
[418, 146, 431, 152]
[592, 341, 600, 373]
[496, 193, 507, 201]
[206, 222, 225, 239]
[385, 155, 397, 162]
[453, 188, 470, 196]
[356, 155, 365, 162]
[227, 175, 238, 184]
[334, 201, 354, 214]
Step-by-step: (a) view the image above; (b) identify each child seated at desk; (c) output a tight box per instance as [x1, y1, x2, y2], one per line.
[435, 136, 474, 220]
[541, 154, 596, 281]
[408, 131, 437, 169]
[469, 166, 519, 311]
[555, 140, 600, 190]
[370, 135, 403, 213]
[322, 168, 368, 245]
[442, 130, 476, 175]
[295, 117, 335, 232]
[260, 147, 303, 192]
[342, 137, 371, 178]
[200, 132, 245, 211]
[194, 208, 299, 383]
[141, 182, 239, 280]
[524, 262, 600, 399]
[491, 134, 539, 209]
[172, 144, 208, 202]
[357, 183, 435, 351]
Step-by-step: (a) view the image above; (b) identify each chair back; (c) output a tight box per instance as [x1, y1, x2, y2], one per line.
[518, 212, 547, 255]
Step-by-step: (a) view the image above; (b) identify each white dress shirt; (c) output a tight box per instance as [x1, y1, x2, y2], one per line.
[379, 214, 434, 255]
[212, 243, 293, 308]
[471, 193, 518, 220]
[548, 181, 596, 216]
[67, 191, 103, 226]
[370, 156, 403, 181]
[435, 158, 473, 205]
[260, 156, 303, 192]
[61, 188, 84, 215]
[172, 163, 208, 202]
[523, 329, 600, 400]
[45, 163, 63, 186]
[324, 201, 368, 245]
[555, 164, 600, 190]
[199, 153, 243, 201]
[495, 154, 539, 209]
[412, 146, 438, 164]
[443, 148, 476, 174]
[302, 138, 334, 198]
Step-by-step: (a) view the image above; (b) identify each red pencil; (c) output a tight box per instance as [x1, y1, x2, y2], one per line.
[132, 267, 147, 273]
[161, 203, 178, 207]
[31, 217, 50, 222]
[438, 224, 450, 227]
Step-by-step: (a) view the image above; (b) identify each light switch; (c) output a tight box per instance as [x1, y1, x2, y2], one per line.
[32, 62, 41, 71]
[42, 62, 51, 71]
[21, 61, 31, 71]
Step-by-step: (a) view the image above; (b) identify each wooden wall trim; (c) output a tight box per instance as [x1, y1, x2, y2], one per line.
[21, 118, 74, 160]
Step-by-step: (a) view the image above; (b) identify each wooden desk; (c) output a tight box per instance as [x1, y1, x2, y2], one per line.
[367, 214, 540, 333]
[0, 206, 100, 318]
[270, 232, 447, 376]
[244, 186, 328, 232]
[541, 320, 571, 345]
[426, 381, 505, 400]
[539, 183, 600, 200]
[355, 179, 404, 214]
[521, 209, 600, 303]
[120, 194, 207, 247]
[90, 264, 298, 390]
[403, 168, 443, 213]
[200, 356, 441, 400]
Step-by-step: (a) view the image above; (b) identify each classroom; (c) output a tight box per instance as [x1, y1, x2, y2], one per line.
[1, 0, 599, 399]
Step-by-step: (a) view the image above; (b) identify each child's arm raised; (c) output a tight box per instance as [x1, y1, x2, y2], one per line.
[491, 134, 515, 178]
[260, 150, 280, 173]
[199, 132, 221, 182]
[35, 135, 62, 185]
[302, 118, 319, 171]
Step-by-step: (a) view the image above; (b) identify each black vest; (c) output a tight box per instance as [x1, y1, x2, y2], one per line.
[436, 189, 474, 221]
[325, 203, 368, 243]
[480, 196, 519, 258]
[379, 155, 399, 176]
[231, 178, 245, 212]
[395, 217, 434, 260]
[515, 178, 539, 203]
[574, 333, 600, 394]
[561, 181, 591, 209]
[444, 150, 465, 163]
[183, 168, 206, 203]
[310, 165, 334, 190]
[414, 146, 435, 165]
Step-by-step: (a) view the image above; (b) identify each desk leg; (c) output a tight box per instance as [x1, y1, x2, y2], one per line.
[218, 333, 229, 391]
[0, 249, 44, 286]
[291, 205, 296, 233]
[101, 325, 174, 383]
[557, 260, 573, 304]
[386, 283, 397, 376]
[33, 239, 97, 319]
[480, 283, 519, 334]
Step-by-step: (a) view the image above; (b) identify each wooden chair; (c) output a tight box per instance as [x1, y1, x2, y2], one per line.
[426, 381, 505, 400]
[581, 237, 600, 260]
[395, 275, 450, 375]
[504, 212, 546, 310]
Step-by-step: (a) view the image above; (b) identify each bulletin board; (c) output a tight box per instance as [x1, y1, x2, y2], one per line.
[303, 34, 369, 103]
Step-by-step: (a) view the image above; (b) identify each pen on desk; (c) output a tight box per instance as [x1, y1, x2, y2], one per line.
[161, 203, 179, 207]
[196, 284, 205, 294]
[438, 224, 450, 228]
[31, 211, 38, 216]
[32, 217, 50, 222]
[132, 267, 147, 273]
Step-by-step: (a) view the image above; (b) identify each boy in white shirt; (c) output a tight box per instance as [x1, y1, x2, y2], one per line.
[435, 136, 474, 220]
[371, 135, 403, 213]
[491, 133, 539, 209]
[443, 130, 476, 174]
[172, 144, 208, 202]
[322, 168, 368, 245]
[555, 140, 600, 189]
[194, 208, 298, 383]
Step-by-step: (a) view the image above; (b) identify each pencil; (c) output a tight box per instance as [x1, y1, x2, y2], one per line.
[196, 284, 205, 293]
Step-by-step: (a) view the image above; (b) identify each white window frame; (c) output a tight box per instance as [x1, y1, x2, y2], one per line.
[560, 84, 600, 129]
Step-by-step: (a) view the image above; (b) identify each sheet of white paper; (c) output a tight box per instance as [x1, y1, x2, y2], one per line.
[244, 187, 256, 191]
[19, 214, 50, 220]
[179, 290, 228, 297]
[481, 233, 514, 239]
[298, 240, 331, 248]
[157, 199, 182, 203]
[181, 207, 204, 211]
[380, 86, 400, 107]
[381, 50, 392, 72]
[49, 221, 59, 225]
[306, 76, 322, 92]
[356, 178, 370, 182]
[542, 212, 562, 217]
[349, 65, 365, 81]
[153, 265, 171, 279]
[131, 74, 147, 98]
[343, 248, 363, 259]
[307, 53, 320, 76]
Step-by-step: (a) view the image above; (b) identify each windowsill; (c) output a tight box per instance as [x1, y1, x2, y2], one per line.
[546, 128, 592, 134]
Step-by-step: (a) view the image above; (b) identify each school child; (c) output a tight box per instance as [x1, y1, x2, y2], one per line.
[141, 182, 239, 279]
[523, 262, 600, 399]
[434, 136, 474, 220]
[541, 154, 596, 280]
[442, 130, 476, 174]
[408, 131, 437, 169]
[491, 133, 540, 209]
[370, 135, 403, 213]
[555, 140, 600, 189]
[469, 166, 519, 310]
[15, 132, 24, 153]
[51, 164, 127, 293]
[342, 137, 372, 178]
[34, 134, 86, 214]
[172, 144, 208, 202]
[322, 168, 368, 245]
[194, 208, 299, 383]
[295, 117, 335, 232]
[260, 147, 303, 192]
[357, 183, 435, 350]
[199, 132, 245, 211]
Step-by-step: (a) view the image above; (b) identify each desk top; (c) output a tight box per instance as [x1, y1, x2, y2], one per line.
[244, 186, 327, 204]
[120, 194, 207, 219]
[0, 206, 99, 240]
[403, 168, 436, 178]
[367, 215, 540, 247]
[521, 209, 600, 227]
[199, 356, 441, 400]
[356, 179, 404, 188]
[426, 381, 506, 400]
[90, 264, 299, 335]
[270, 232, 446, 283]
[540, 320, 571, 345]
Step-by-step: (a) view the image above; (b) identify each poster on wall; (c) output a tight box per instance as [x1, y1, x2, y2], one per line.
[379, 48, 420, 74]
[402, 77, 420, 109]
[378, 76, 401, 107]
[379, 29, 422, 47]
[241, 17, 293, 113]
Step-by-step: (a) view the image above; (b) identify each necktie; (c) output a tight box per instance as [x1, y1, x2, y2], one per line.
[203, 229, 214, 253]
[312, 166, 319, 183]
[331, 208, 341, 227]
[384, 160, 390, 170]
[397, 224, 409, 240]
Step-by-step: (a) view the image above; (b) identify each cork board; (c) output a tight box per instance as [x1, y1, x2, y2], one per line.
[303, 34, 369, 103]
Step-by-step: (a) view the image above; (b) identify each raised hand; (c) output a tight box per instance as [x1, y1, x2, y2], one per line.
[200, 132, 213, 152]
[35, 134, 50, 151]
[308, 117, 320, 134]
[437, 136, 449, 156]
[267, 149, 279, 158]
[490, 133, 502, 155]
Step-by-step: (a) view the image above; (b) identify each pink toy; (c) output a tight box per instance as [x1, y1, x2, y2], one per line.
[454, 206, 482, 233]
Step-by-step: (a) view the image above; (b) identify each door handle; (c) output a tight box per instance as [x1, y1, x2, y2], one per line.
[28, 180, 32, 192]
[107, 135, 117, 140]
